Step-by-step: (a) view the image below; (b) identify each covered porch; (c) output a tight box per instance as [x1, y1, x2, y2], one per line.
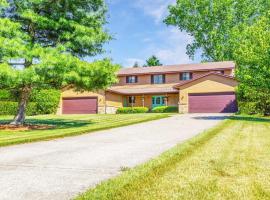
[123, 93, 179, 109]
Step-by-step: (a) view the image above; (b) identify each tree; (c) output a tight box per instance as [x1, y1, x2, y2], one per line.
[144, 55, 162, 67]
[165, 0, 270, 115]
[0, 0, 119, 125]
[133, 61, 139, 68]
[165, 0, 269, 61]
[233, 14, 270, 115]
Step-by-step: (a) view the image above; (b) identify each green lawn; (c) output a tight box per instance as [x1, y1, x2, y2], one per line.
[77, 116, 270, 200]
[0, 113, 170, 147]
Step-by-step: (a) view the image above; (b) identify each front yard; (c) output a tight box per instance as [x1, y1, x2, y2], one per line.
[77, 116, 270, 200]
[0, 113, 170, 147]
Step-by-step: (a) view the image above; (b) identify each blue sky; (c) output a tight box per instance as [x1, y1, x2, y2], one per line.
[93, 0, 201, 67]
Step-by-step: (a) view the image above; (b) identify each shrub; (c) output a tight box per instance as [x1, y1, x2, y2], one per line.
[116, 107, 149, 114]
[238, 102, 270, 116]
[151, 106, 178, 113]
[0, 90, 13, 100]
[30, 89, 61, 114]
[0, 101, 37, 116]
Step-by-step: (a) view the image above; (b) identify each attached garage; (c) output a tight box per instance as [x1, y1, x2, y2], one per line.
[62, 97, 97, 114]
[189, 92, 238, 113]
[175, 72, 238, 113]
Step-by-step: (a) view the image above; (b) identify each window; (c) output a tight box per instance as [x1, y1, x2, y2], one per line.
[126, 76, 137, 83]
[180, 72, 193, 80]
[220, 70, 225, 75]
[151, 74, 165, 84]
[128, 96, 135, 104]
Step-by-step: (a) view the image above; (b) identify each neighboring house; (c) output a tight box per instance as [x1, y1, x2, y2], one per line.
[57, 61, 238, 114]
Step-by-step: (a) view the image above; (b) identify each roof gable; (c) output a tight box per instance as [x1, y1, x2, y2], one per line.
[174, 72, 237, 89]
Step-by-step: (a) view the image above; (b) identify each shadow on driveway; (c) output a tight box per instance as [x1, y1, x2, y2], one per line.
[192, 115, 270, 123]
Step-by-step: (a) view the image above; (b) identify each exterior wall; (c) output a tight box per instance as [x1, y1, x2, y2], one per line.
[115, 69, 233, 86]
[124, 93, 179, 109]
[58, 89, 123, 114]
[178, 75, 238, 113]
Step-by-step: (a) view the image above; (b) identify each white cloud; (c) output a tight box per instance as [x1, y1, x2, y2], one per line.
[124, 58, 145, 67]
[142, 27, 195, 65]
[133, 0, 175, 23]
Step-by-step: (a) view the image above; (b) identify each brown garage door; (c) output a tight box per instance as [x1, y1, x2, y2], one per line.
[189, 92, 238, 113]
[62, 97, 97, 114]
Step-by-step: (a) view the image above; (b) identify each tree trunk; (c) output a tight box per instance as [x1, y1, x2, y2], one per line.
[10, 88, 31, 125]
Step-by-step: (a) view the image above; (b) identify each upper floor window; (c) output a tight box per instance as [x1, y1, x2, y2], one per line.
[151, 74, 165, 84]
[126, 76, 138, 83]
[180, 72, 193, 81]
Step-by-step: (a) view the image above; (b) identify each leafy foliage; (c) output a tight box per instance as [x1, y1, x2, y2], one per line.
[165, 1, 270, 115]
[116, 107, 149, 114]
[0, 101, 37, 115]
[0, 0, 119, 123]
[30, 89, 61, 114]
[0, 90, 13, 100]
[144, 55, 162, 67]
[151, 106, 178, 113]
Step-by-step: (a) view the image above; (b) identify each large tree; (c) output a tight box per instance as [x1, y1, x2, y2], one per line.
[233, 13, 270, 115]
[165, 0, 270, 115]
[165, 0, 269, 61]
[0, 0, 119, 125]
[144, 55, 162, 67]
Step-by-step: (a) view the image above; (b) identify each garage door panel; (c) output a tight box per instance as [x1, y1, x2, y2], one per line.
[62, 97, 97, 114]
[189, 92, 238, 113]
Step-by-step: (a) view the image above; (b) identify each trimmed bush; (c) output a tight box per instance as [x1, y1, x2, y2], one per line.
[116, 107, 149, 114]
[0, 90, 14, 100]
[0, 101, 37, 116]
[151, 106, 178, 113]
[238, 102, 270, 115]
[30, 89, 61, 114]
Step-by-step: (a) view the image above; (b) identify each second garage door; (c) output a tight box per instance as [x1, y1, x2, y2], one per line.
[62, 97, 97, 114]
[189, 92, 238, 113]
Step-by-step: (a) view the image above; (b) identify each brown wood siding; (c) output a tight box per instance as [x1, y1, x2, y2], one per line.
[188, 92, 238, 113]
[62, 97, 98, 114]
[114, 69, 233, 86]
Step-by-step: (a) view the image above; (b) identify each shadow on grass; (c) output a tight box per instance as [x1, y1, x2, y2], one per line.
[193, 115, 270, 123]
[0, 118, 93, 129]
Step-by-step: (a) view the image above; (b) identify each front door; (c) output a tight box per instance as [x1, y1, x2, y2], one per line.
[152, 96, 165, 108]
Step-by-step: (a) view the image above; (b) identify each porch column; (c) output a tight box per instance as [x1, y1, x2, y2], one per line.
[165, 94, 168, 106]
[141, 95, 145, 107]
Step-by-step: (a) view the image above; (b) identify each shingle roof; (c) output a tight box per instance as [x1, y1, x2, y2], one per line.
[118, 61, 235, 76]
[173, 72, 236, 88]
[107, 83, 179, 95]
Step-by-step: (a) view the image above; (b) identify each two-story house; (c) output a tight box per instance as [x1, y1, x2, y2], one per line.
[58, 61, 238, 114]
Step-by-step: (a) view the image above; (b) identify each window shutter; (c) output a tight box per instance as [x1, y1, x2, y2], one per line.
[180, 73, 183, 80]
[163, 74, 166, 83]
[126, 76, 129, 83]
[190, 73, 193, 79]
[151, 75, 154, 84]
[135, 76, 138, 83]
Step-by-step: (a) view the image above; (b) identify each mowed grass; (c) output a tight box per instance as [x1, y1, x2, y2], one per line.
[77, 116, 270, 200]
[0, 113, 170, 147]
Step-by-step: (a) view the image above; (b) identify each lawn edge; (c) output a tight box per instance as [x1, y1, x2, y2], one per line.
[0, 114, 171, 148]
[75, 118, 232, 200]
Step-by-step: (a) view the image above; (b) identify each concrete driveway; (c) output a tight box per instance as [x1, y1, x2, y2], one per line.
[0, 113, 229, 200]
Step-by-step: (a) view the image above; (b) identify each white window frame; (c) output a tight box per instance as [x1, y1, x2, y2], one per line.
[127, 76, 137, 83]
[181, 72, 192, 80]
[153, 75, 164, 84]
